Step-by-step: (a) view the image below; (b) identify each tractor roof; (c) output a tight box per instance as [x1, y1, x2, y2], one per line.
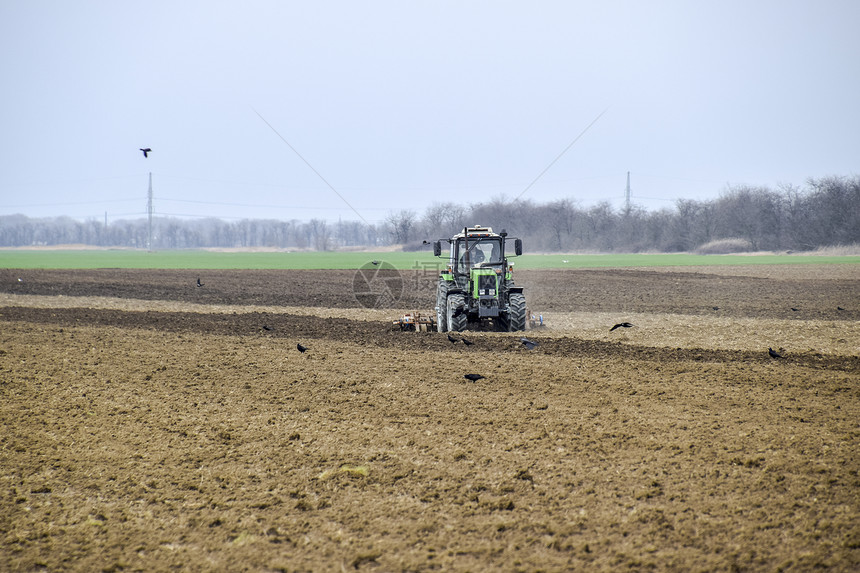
[452, 225, 498, 239]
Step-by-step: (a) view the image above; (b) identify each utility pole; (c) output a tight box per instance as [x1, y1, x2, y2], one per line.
[147, 172, 153, 251]
[625, 171, 631, 213]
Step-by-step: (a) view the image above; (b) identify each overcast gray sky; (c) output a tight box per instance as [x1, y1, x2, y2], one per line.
[1, 0, 858, 225]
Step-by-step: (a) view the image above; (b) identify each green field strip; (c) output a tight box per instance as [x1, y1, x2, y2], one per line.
[1, 249, 858, 270]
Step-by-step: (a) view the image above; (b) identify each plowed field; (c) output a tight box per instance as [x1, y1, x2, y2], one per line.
[1, 265, 858, 571]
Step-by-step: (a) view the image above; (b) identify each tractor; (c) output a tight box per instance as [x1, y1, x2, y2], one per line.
[432, 225, 526, 332]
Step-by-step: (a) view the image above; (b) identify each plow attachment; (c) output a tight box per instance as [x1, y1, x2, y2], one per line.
[394, 312, 437, 332]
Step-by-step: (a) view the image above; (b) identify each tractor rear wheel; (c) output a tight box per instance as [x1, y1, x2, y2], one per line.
[508, 292, 527, 331]
[436, 281, 449, 332]
[447, 293, 467, 332]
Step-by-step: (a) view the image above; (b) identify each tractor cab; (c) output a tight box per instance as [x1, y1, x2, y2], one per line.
[433, 225, 522, 275]
[454, 236, 503, 273]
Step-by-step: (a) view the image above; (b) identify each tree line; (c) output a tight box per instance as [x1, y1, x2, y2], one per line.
[2, 175, 857, 252]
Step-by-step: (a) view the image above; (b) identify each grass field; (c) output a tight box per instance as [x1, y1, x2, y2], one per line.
[2, 249, 859, 270]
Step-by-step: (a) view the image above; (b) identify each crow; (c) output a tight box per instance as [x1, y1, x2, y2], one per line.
[140, 147, 151, 158]
[422, 240, 430, 244]
[464, 374, 485, 382]
[712, 306, 720, 311]
[462, 337, 474, 346]
[297, 343, 308, 353]
[262, 325, 272, 331]
[371, 260, 380, 266]
[768, 347, 784, 359]
[791, 308, 799, 312]
[610, 322, 634, 331]
[196, 277, 204, 287]
[520, 337, 538, 350]
[837, 306, 845, 311]
[452, 305, 466, 318]
[447, 333, 459, 344]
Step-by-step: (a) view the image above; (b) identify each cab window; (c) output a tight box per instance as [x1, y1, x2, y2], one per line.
[456, 239, 501, 272]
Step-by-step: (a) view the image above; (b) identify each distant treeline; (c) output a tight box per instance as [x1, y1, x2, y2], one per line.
[2, 175, 858, 253]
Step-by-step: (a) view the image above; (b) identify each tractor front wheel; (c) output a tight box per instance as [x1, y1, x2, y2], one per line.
[508, 292, 527, 331]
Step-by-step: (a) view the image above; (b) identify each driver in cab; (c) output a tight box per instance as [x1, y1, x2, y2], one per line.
[460, 244, 484, 270]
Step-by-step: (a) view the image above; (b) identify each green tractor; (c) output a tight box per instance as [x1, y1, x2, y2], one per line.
[433, 225, 526, 332]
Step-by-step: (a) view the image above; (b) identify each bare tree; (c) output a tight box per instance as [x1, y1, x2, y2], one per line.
[386, 210, 417, 244]
[2, 175, 857, 251]
[309, 219, 331, 251]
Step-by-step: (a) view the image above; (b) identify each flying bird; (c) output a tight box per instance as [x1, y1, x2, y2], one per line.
[520, 337, 538, 350]
[462, 337, 474, 346]
[297, 343, 308, 353]
[768, 347, 784, 359]
[452, 305, 466, 318]
[447, 333, 459, 344]
[196, 277, 204, 287]
[464, 374, 485, 382]
[140, 147, 151, 158]
[610, 322, 634, 331]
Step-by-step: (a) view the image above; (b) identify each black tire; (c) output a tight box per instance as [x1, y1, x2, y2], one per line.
[508, 292, 527, 331]
[436, 281, 449, 332]
[447, 293, 467, 332]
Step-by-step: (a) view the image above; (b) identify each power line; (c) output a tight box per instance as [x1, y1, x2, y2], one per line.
[1, 198, 140, 208]
[0, 174, 145, 187]
[252, 108, 371, 226]
[513, 107, 609, 202]
[157, 197, 391, 211]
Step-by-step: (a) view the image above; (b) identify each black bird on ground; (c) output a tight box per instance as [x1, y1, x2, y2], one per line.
[610, 322, 634, 331]
[462, 337, 474, 346]
[262, 325, 272, 331]
[422, 240, 430, 244]
[464, 374, 485, 382]
[196, 277, 204, 287]
[371, 260, 380, 266]
[837, 306, 845, 311]
[520, 337, 538, 350]
[140, 147, 151, 158]
[768, 347, 784, 359]
[452, 305, 466, 318]
[297, 343, 308, 353]
[447, 333, 459, 344]
[712, 306, 720, 311]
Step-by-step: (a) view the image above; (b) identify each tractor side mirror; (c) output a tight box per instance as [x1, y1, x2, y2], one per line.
[433, 241, 442, 257]
[514, 238, 523, 256]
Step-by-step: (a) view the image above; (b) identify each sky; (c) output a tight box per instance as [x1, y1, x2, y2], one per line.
[1, 0, 858, 225]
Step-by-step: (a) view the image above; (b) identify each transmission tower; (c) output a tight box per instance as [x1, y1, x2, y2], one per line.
[147, 172, 153, 251]
[625, 171, 631, 212]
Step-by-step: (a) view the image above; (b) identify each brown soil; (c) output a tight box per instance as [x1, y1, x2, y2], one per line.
[1, 266, 858, 571]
